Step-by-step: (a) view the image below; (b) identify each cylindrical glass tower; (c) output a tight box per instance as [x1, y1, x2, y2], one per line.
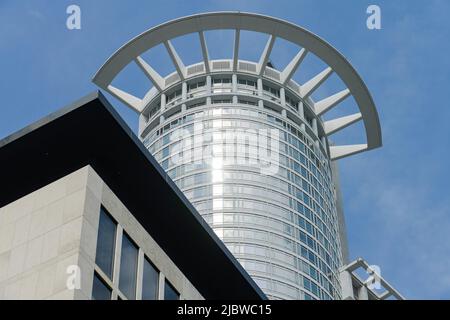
[141, 76, 342, 300]
[93, 12, 382, 300]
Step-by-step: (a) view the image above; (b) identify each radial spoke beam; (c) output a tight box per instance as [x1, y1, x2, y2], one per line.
[301, 67, 333, 99]
[199, 31, 210, 73]
[93, 12, 383, 157]
[107, 85, 142, 113]
[314, 89, 351, 116]
[324, 113, 362, 135]
[281, 48, 307, 85]
[330, 144, 367, 160]
[258, 35, 276, 76]
[164, 40, 186, 80]
[134, 56, 165, 91]
[232, 29, 240, 72]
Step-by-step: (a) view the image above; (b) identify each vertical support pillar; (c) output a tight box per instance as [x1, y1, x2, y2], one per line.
[300, 123, 306, 132]
[312, 118, 318, 136]
[181, 82, 187, 101]
[280, 87, 286, 107]
[232, 74, 237, 93]
[206, 75, 212, 105]
[358, 286, 369, 300]
[160, 93, 166, 111]
[257, 78, 263, 97]
[206, 75, 212, 94]
[339, 270, 355, 300]
[298, 101, 305, 119]
[136, 249, 144, 300]
[113, 226, 123, 294]
[158, 273, 165, 300]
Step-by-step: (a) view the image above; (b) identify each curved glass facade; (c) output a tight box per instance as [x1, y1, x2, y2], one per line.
[141, 73, 344, 300]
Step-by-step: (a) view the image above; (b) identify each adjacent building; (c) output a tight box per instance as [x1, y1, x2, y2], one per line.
[0, 92, 265, 300]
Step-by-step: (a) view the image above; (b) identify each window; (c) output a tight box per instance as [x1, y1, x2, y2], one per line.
[149, 103, 161, 119]
[187, 100, 206, 110]
[264, 104, 281, 114]
[263, 84, 280, 98]
[142, 258, 159, 300]
[167, 89, 182, 103]
[238, 78, 257, 88]
[238, 99, 257, 106]
[212, 78, 231, 86]
[187, 81, 206, 92]
[95, 208, 117, 279]
[212, 99, 232, 104]
[119, 233, 139, 299]
[164, 280, 179, 300]
[92, 273, 112, 300]
[93, 206, 184, 301]
[285, 95, 298, 110]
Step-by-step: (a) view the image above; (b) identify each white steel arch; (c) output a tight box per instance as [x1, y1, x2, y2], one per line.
[92, 11, 382, 160]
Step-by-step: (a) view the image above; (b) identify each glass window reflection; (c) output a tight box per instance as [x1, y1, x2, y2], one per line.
[119, 233, 138, 299]
[95, 208, 116, 279]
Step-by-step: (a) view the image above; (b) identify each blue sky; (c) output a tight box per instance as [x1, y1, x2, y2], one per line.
[1, 0, 449, 299]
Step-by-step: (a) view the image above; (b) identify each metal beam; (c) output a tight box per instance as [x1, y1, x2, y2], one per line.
[324, 113, 362, 135]
[107, 85, 142, 113]
[164, 40, 186, 80]
[281, 48, 307, 85]
[258, 35, 276, 76]
[314, 89, 351, 116]
[377, 291, 392, 300]
[301, 67, 333, 99]
[340, 258, 406, 300]
[134, 56, 165, 91]
[330, 144, 367, 160]
[198, 31, 210, 73]
[232, 29, 240, 72]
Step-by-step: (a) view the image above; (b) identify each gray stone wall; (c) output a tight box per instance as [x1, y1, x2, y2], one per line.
[0, 166, 202, 300]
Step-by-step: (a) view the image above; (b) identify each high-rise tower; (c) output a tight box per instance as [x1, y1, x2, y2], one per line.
[93, 12, 382, 300]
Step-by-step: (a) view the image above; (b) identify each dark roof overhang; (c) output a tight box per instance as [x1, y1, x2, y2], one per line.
[0, 91, 266, 300]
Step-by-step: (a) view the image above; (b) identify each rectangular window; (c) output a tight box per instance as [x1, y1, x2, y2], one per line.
[167, 89, 182, 103]
[238, 79, 257, 88]
[212, 99, 232, 104]
[188, 81, 205, 91]
[142, 257, 159, 300]
[119, 233, 139, 299]
[238, 99, 257, 106]
[263, 84, 280, 98]
[164, 280, 179, 300]
[213, 78, 231, 86]
[92, 273, 112, 300]
[95, 207, 117, 279]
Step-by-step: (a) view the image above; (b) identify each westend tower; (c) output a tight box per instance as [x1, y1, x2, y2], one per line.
[93, 12, 383, 300]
